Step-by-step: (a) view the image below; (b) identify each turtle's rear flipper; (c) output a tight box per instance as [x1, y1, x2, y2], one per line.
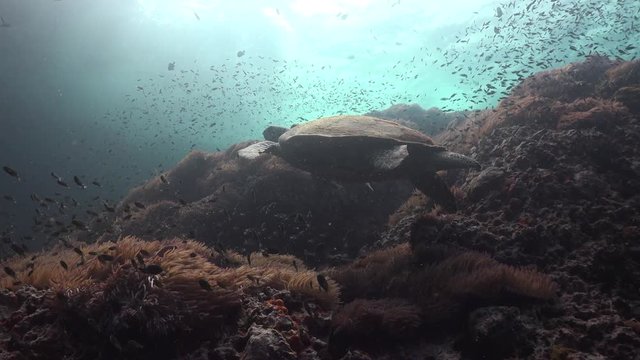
[238, 141, 278, 160]
[409, 171, 457, 212]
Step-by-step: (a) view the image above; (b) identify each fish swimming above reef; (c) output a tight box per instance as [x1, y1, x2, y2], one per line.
[0, 17, 10, 28]
[239, 115, 480, 211]
[3, 166, 20, 181]
[73, 176, 86, 189]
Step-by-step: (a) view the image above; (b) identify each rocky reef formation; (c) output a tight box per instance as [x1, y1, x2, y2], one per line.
[2, 55, 640, 359]
[365, 103, 467, 136]
[85, 143, 413, 267]
[0, 236, 549, 359]
[388, 55, 640, 358]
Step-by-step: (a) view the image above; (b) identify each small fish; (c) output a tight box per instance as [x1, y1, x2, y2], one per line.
[3, 166, 20, 181]
[237, 50, 245, 57]
[292, 260, 298, 272]
[3, 195, 16, 204]
[109, 335, 123, 352]
[73, 247, 83, 256]
[3, 266, 16, 278]
[140, 264, 163, 275]
[97, 254, 115, 262]
[59, 260, 68, 270]
[88, 251, 98, 256]
[134, 201, 145, 209]
[92, 181, 102, 187]
[317, 274, 329, 292]
[73, 176, 86, 189]
[160, 174, 169, 184]
[57, 179, 69, 188]
[127, 340, 144, 350]
[103, 201, 115, 212]
[168, 61, 175, 71]
[193, 11, 200, 20]
[246, 252, 252, 265]
[86, 210, 99, 217]
[198, 279, 212, 291]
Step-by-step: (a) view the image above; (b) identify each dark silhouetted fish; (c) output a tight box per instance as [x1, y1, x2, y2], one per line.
[59, 260, 68, 270]
[73, 176, 86, 189]
[73, 247, 83, 257]
[103, 201, 115, 212]
[3, 166, 20, 181]
[317, 274, 329, 292]
[3, 266, 16, 278]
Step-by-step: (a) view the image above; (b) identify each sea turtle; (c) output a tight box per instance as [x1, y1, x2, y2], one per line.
[239, 115, 480, 211]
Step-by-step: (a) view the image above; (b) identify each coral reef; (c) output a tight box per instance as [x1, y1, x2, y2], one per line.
[85, 146, 413, 267]
[0, 237, 339, 359]
[3, 56, 640, 359]
[386, 56, 640, 358]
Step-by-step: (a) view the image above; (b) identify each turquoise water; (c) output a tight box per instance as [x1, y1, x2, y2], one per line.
[0, 0, 639, 238]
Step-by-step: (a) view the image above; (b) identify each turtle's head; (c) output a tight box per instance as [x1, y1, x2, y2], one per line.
[263, 126, 288, 142]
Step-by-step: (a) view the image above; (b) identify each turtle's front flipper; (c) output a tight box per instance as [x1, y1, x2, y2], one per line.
[238, 141, 278, 160]
[409, 171, 457, 212]
[371, 145, 409, 170]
